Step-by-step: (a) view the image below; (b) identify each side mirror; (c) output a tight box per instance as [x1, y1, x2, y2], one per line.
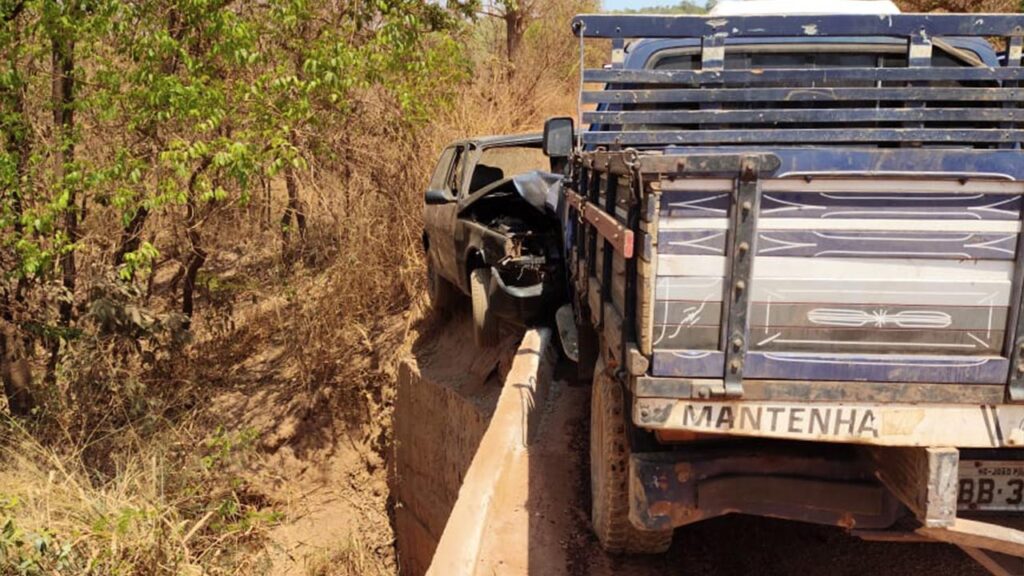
[425, 188, 455, 205]
[543, 117, 574, 159]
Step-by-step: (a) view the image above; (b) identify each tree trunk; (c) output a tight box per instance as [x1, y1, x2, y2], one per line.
[53, 31, 76, 327]
[1, 325, 34, 417]
[181, 158, 212, 326]
[46, 22, 76, 383]
[4, 4, 29, 307]
[280, 127, 306, 248]
[280, 162, 306, 242]
[112, 206, 149, 267]
[504, 4, 527, 65]
[0, 3, 31, 403]
[263, 176, 272, 229]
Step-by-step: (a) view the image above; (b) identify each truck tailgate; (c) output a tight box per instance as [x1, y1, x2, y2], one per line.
[651, 176, 1022, 384]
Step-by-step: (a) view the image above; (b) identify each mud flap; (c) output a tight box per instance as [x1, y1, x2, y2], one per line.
[555, 304, 578, 363]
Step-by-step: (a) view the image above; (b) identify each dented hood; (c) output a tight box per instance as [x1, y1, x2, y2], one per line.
[459, 170, 563, 216]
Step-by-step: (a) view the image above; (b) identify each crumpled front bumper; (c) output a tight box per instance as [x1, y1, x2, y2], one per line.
[485, 265, 556, 324]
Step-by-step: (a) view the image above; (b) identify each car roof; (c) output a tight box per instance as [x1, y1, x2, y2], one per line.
[458, 133, 542, 148]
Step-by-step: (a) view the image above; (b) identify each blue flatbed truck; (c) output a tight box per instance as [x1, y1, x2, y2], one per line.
[542, 8, 1024, 572]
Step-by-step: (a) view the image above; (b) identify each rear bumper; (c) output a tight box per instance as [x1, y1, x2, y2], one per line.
[628, 442, 1024, 559]
[629, 444, 902, 532]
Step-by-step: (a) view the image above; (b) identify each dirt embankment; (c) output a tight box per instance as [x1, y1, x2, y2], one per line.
[182, 293, 435, 574]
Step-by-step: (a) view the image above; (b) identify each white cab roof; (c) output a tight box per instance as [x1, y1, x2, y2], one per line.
[709, 0, 901, 16]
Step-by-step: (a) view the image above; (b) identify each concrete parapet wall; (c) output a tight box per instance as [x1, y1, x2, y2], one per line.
[427, 328, 554, 576]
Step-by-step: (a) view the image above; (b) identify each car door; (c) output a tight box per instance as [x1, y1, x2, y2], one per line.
[424, 145, 466, 286]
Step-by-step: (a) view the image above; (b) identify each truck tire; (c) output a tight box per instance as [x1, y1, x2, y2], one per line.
[470, 268, 498, 348]
[590, 358, 673, 554]
[427, 256, 459, 315]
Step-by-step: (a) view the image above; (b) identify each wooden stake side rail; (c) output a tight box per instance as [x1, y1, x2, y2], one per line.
[565, 189, 635, 259]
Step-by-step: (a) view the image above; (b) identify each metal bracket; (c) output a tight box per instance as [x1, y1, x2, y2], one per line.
[701, 33, 726, 71]
[720, 156, 762, 398]
[1004, 36, 1022, 152]
[1008, 250, 1024, 402]
[1008, 158, 1024, 401]
[565, 190, 635, 259]
[908, 30, 933, 68]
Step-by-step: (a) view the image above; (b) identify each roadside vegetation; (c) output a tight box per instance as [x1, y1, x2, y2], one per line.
[898, 0, 1020, 11]
[0, 0, 1017, 574]
[0, 0, 593, 574]
[612, 1, 705, 14]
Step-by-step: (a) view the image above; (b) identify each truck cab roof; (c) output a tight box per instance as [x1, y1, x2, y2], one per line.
[622, 36, 999, 71]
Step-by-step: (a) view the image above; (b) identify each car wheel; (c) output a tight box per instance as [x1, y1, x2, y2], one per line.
[591, 355, 673, 554]
[427, 256, 459, 314]
[470, 268, 499, 348]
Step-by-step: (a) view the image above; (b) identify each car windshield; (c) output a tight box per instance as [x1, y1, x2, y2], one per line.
[477, 145, 548, 179]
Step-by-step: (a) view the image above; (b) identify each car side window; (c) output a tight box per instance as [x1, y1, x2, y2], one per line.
[448, 147, 466, 196]
[429, 147, 456, 191]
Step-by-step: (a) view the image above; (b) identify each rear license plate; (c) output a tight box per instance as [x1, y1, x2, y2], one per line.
[958, 460, 1024, 512]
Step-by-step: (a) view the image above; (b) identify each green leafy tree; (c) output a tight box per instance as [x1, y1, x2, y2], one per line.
[0, 0, 471, 415]
[248, 0, 467, 250]
[896, 0, 1017, 10]
[610, 1, 705, 14]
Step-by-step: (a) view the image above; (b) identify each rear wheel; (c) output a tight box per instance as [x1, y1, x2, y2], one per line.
[590, 357, 673, 554]
[427, 256, 459, 314]
[470, 268, 498, 348]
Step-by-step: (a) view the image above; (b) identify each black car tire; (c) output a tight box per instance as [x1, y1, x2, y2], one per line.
[427, 256, 459, 314]
[591, 356, 673, 554]
[470, 268, 499, 348]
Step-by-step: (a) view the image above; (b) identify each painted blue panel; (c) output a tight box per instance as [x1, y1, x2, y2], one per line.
[756, 231, 1017, 260]
[651, 350, 724, 378]
[651, 350, 1010, 384]
[659, 191, 1024, 222]
[583, 67, 1024, 85]
[744, 352, 1009, 384]
[760, 192, 1021, 221]
[585, 108, 1016, 126]
[575, 14, 1024, 40]
[660, 192, 729, 219]
[659, 230, 728, 256]
[584, 129, 1024, 146]
[584, 87, 1022, 105]
[658, 229, 1018, 259]
[656, 148, 1024, 181]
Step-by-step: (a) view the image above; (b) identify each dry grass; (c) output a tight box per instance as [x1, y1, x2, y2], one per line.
[0, 420, 278, 575]
[302, 534, 392, 576]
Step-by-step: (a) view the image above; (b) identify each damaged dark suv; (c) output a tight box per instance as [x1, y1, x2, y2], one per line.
[423, 134, 564, 346]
